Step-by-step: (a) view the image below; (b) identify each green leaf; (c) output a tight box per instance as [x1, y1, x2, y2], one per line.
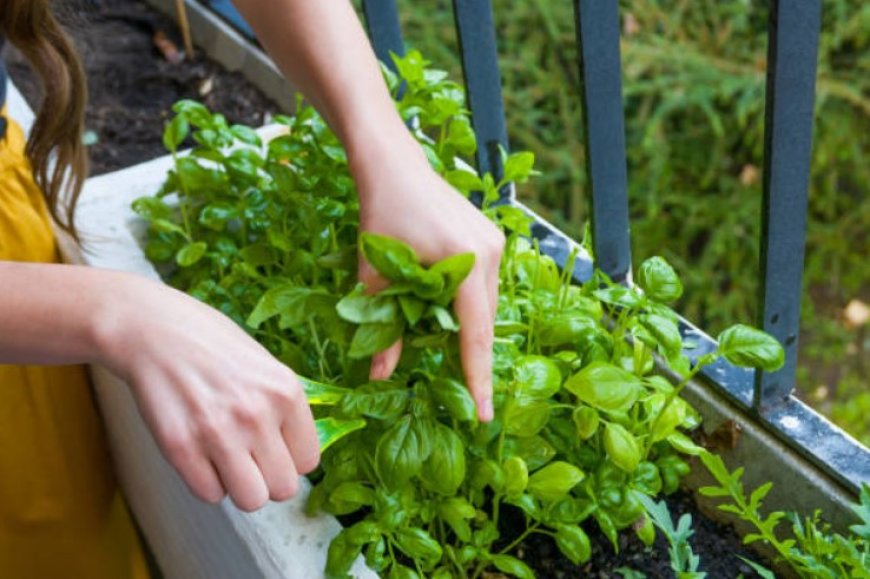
[716, 324, 785, 372]
[398, 295, 426, 325]
[573, 406, 600, 440]
[527, 461, 585, 502]
[297, 375, 350, 405]
[132, 196, 173, 222]
[564, 362, 643, 413]
[339, 386, 409, 420]
[505, 400, 551, 437]
[514, 355, 562, 400]
[429, 305, 460, 332]
[247, 286, 332, 330]
[503, 456, 529, 498]
[326, 482, 375, 515]
[637, 256, 683, 303]
[315, 417, 366, 452]
[667, 432, 706, 456]
[604, 423, 642, 473]
[737, 557, 775, 579]
[375, 415, 427, 487]
[650, 397, 686, 443]
[394, 527, 443, 570]
[360, 232, 421, 282]
[554, 524, 591, 565]
[445, 169, 484, 194]
[421, 424, 466, 495]
[172, 99, 211, 126]
[349, 320, 405, 358]
[337, 285, 400, 324]
[388, 565, 419, 579]
[430, 378, 476, 421]
[430, 251, 475, 304]
[198, 202, 238, 231]
[438, 497, 476, 542]
[491, 554, 535, 579]
[537, 313, 598, 347]
[163, 114, 189, 152]
[639, 313, 683, 357]
[504, 435, 556, 471]
[230, 124, 262, 147]
[503, 151, 536, 184]
[848, 483, 870, 538]
[176, 241, 207, 267]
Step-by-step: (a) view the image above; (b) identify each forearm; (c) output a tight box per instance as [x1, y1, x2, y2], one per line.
[231, 0, 421, 170]
[0, 261, 124, 366]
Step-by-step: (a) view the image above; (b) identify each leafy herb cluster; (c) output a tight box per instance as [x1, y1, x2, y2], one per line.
[134, 51, 783, 578]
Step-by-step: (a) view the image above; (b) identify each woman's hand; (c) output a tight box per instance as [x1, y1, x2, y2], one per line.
[95, 275, 320, 512]
[350, 130, 504, 422]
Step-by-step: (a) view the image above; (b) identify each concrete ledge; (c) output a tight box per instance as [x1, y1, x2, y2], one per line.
[60, 130, 375, 579]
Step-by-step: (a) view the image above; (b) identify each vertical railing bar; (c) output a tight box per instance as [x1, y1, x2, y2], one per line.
[452, 0, 510, 188]
[573, 0, 632, 284]
[360, 0, 406, 73]
[755, 0, 822, 411]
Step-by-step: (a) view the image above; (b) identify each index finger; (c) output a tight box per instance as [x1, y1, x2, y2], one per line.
[454, 268, 495, 422]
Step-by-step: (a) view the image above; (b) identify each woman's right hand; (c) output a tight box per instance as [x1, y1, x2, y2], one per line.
[95, 274, 320, 512]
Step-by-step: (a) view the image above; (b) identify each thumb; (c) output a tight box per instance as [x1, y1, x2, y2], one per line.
[358, 256, 403, 380]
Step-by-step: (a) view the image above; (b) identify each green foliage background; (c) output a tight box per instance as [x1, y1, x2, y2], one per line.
[361, 0, 870, 443]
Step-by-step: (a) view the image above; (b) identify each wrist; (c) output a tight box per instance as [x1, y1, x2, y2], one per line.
[345, 119, 429, 198]
[88, 271, 141, 377]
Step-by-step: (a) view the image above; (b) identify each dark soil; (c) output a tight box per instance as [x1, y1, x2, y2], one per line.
[2, 0, 278, 175]
[495, 490, 764, 579]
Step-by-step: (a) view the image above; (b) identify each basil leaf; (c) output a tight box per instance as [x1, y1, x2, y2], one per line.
[349, 320, 405, 359]
[430, 378, 476, 422]
[564, 362, 643, 413]
[514, 355, 562, 400]
[717, 324, 785, 372]
[163, 114, 189, 152]
[337, 285, 400, 324]
[502, 456, 529, 499]
[421, 424, 467, 495]
[572, 406, 600, 440]
[176, 241, 207, 267]
[297, 375, 350, 406]
[394, 527, 443, 570]
[375, 416, 427, 487]
[527, 461, 585, 502]
[554, 524, 592, 565]
[491, 554, 535, 579]
[604, 423, 642, 473]
[637, 256, 683, 303]
[315, 417, 366, 452]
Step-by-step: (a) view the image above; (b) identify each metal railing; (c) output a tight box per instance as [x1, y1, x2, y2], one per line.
[205, 0, 870, 493]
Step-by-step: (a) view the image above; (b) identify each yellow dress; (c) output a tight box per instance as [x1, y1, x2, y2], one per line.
[0, 113, 150, 578]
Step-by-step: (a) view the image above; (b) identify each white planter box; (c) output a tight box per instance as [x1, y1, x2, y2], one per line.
[60, 130, 375, 579]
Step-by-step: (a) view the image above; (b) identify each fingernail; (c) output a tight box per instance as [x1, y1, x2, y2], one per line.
[480, 396, 494, 422]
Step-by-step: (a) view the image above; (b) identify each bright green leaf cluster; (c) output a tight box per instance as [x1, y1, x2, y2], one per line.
[135, 50, 790, 579]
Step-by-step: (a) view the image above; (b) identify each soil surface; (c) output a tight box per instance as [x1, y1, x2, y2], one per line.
[5, 1, 769, 577]
[496, 490, 763, 579]
[3, 0, 278, 175]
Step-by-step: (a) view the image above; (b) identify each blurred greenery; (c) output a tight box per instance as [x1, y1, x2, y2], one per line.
[359, 0, 870, 444]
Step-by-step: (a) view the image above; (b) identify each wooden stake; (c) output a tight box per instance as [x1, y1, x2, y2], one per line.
[175, 0, 195, 59]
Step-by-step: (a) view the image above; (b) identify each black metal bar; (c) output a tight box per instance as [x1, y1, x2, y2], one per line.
[755, 0, 821, 410]
[573, 0, 632, 283]
[452, 0, 510, 185]
[360, 0, 406, 74]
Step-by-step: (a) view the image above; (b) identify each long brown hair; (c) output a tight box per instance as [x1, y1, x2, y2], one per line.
[1, 0, 88, 238]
